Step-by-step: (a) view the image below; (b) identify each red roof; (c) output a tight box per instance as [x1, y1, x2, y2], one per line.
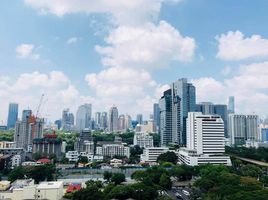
[37, 158, 51, 164]
[66, 184, 81, 193]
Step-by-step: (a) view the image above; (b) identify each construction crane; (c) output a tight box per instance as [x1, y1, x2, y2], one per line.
[36, 93, 45, 118]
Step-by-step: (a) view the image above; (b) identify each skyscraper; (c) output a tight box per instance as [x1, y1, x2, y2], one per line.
[136, 114, 143, 125]
[108, 106, 119, 132]
[118, 115, 126, 131]
[100, 112, 108, 130]
[153, 103, 160, 129]
[76, 104, 92, 131]
[159, 89, 172, 146]
[228, 96, 235, 114]
[7, 103, 18, 129]
[62, 109, 75, 131]
[95, 112, 101, 129]
[164, 78, 196, 146]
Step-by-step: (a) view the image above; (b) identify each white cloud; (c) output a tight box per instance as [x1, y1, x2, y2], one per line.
[96, 21, 196, 69]
[216, 31, 268, 60]
[85, 66, 167, 116]
[16, 44, 40, 60]
[24, 0, 180, 25]
[67, 37, 78, 44]
[193, 61, 268, 116]
[0, 71, 92, 122]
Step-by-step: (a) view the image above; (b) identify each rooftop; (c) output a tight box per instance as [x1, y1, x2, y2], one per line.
[37, 181, 63, 189]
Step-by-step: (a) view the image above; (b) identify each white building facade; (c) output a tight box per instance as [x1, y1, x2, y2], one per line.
[178, 112, 231, 166]
[140, 147, 169, 162]
[133, 132, 154, 148]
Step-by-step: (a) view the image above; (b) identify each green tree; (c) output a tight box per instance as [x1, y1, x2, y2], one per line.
[78, 156, 89, 164]
[103, 171, 113, 182]
[157, 151, 178, 164]
[8, 167, 26, 182]
[106, 185, 134, 200]
[111, 173, 126, 185]
[159, 173, 172, 189]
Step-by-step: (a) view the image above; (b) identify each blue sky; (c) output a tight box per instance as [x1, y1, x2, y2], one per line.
[1, 0, 268, 123]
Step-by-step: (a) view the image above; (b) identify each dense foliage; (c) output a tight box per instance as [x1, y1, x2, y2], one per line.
[226, 146, 268, 162]
[157, 151, 178, 164]
[194, 164, 268, 200]
[0, 130, 14, 141]
[8, 164, 56, 183]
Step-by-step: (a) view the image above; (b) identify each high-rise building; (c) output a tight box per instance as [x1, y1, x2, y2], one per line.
[196, 102, 228, 137]
[7, 103, 18, 130]
[22, 110, 32, 122]
[76, 104, 92, 131]
[125, 115, 132, 130]
[159, 89, 172, 146]
[108, 106, 119, 132]
[153, 103, 160, 129]
[14, 115, 44, 152]
[228, 114, 258, 145]
[95, 112, 101, 129]
[118, 115, 126, 131]
[178, 112, 231, 166]
[228, 96, 235, 114]
[62, 109, 75, 131]
[100, 112, 108, 130]
[136, 114, 143, 125]
[159, 78, 196, 146]
[54, 120, 62, 130]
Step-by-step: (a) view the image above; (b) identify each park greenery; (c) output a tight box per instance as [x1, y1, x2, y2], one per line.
[226, 146, 268, 162]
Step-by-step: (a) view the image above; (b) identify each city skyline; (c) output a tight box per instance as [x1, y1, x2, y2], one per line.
[1, 1, 268, 122]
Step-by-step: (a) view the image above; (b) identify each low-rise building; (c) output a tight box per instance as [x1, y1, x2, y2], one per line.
[101, 144, 130, 158]
[0, 180, 63, 200]
[140, 147, 169, 163]
[36, 181, 64, 200]
[65, 151, 79, 162]
[134, 132, 154, 148]
[0, 181, 10, 191]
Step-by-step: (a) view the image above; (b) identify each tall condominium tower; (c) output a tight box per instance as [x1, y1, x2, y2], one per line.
[100, 112, 108, 130]
[7, 103, 19, 129]
[62, 109, 75, 131]
[153, 103, 160, 129]
[108, 106, 119, 132]
[95, 112, 101, 129]
[228, 96, 235, 114]
[136, 114, 143, 125]
[228, 114, 258, 145]
[160, 78, 196, 146]
[76, 104, 92, 131]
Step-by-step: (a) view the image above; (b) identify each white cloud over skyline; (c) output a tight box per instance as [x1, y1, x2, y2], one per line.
[216, 31, 268, 60]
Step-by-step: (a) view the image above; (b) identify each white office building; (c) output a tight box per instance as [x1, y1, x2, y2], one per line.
[65, 151, 79, 162]
[140, 147, 169, 163]
[178, 112, 231, 166]
[134, 132, 154, 148]
[100, 144, 130, 158]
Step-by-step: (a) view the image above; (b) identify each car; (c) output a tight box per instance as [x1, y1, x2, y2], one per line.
[182, 190, 190, 196]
